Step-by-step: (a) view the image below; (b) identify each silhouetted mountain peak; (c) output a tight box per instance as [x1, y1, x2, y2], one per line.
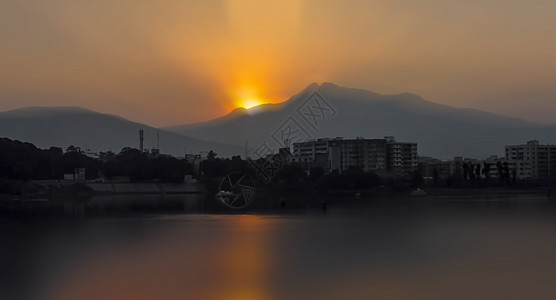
[1, 106, 137, 125]
[229, 106, 249, 116]
[316, 82, 383, 103]
[304, 82, 321, 91]
[164, 82, 555, 159]
[393, 92, 423, 101]
[0, 106, 244, 157]
[280, 82, 320, 105]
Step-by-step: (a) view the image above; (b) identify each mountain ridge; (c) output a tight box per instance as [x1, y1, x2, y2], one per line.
[0, 106, 244, 157]
[172, 82, 543, 130]
[164, 82, 555, 159]
[2, 82, 553, 159]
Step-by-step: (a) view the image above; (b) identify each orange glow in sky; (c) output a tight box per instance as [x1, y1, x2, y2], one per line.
[1, 1, 556, 126]
[235, 87, 264, 109]
[241, 100, 262, 110]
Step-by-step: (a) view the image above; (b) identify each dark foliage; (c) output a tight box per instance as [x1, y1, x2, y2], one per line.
[0, 138, 65, 181]
[274, 163, 306, 185]
[0, 138, 195, 185]
[323, 166, 381, 189]
[101, 147, 195, 182]
[199, 154, 249, 178]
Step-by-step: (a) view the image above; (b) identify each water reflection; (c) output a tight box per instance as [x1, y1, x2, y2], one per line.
[2, 196, 556, 299]
[36, 214, 276, 300]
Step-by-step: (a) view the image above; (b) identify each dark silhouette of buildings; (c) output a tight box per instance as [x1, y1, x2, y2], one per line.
[291, 136, 417, 177]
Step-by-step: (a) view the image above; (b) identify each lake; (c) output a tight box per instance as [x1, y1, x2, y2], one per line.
[2, 194, 556, 299]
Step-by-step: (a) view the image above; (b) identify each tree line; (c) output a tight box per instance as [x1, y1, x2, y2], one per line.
[0, 138, 194, 184]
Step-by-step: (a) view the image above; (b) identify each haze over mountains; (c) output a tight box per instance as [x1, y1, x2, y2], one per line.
[0, 107, 243, 157]
[165, 82, 556, 159]
[1, 82, 555, 159]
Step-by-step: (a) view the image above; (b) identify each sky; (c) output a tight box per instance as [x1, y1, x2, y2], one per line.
[1, 0, 555, 127]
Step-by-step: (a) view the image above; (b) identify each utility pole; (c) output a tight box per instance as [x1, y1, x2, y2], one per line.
[139, 129, 144, 152]
[245, 140, 248, 159]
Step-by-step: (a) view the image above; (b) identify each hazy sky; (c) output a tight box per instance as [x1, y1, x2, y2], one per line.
[1, 0, 555, 127]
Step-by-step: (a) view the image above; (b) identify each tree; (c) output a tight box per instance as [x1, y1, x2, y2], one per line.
[411, 169, 424, 188]
[463, 163, 469, 182]
[483, 162, 492, 186]
[432, 167, 440, 187]
[116, 147, 147, 181]
[207, 150, 217, 160]
[276, 163, 306, 184]
[44, 147, 63, 179]
[98, 151, 116, 161]
[475, 164, 482, 186]
[496, 161, 503, 185]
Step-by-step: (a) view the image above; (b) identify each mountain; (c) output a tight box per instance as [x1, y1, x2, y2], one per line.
[165, 82, 556, 159]
[0, 106, 243, 157]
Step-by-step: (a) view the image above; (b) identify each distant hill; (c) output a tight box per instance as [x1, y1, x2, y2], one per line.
[0, 106, 243, 157]
[165, 82, 556, 159]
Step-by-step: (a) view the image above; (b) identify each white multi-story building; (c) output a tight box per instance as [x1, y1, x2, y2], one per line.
[505, 140, 556, 180]
[385, 136, 418, 177]
[292, 136, 417, 177]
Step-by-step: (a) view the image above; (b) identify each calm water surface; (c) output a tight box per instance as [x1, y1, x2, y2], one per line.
[2, 195, 556, 300]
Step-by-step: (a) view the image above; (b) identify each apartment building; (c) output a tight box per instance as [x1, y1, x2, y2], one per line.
[292, 136, 417, 177]
[505, 140, 556, 179]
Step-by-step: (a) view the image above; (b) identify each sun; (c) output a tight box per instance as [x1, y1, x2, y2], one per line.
[235, 87, 264, 109]
[242, 99, 262, 109]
